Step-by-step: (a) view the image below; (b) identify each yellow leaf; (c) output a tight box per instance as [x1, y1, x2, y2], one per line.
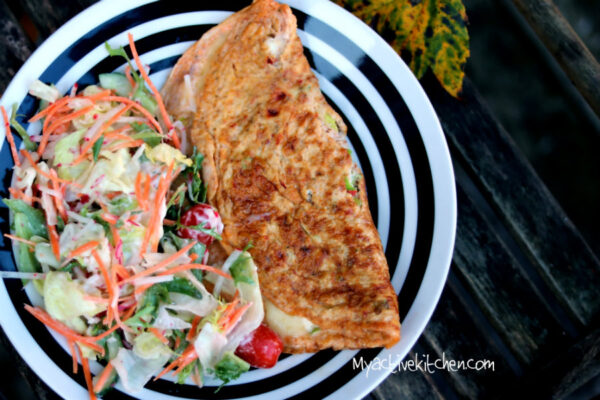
[336, 0, 470, 98]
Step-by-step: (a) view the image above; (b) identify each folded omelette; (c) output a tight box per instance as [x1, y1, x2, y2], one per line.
[162, 0, 400, 353]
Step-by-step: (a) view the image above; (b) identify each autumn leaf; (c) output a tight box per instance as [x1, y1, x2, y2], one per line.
[335, 0, 470, 98]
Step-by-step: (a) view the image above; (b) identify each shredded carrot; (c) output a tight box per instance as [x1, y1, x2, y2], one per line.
[20, 150, 75, 185]
[134, 172, 146, 211]
[68, 240, 100, 259]
[106, 266, 130, 334]
[93, 249, 115, 326]
[41, 103, 72, 144]
[49, 170, 68, 222]
[24, 305, 104, 352]
[155, 343, 197, 381]
[158, 263, 233, 280]
[162, 218, 176, 226]
[4, 233, 36, 247]
[187, 316, 201, 341]
[220, 302, 252, 333]
[174, 336, 181, 350]
[104, 191, 123, 200]
[28, 96, 70, 123]
[134, 283, 153, 296]
[149, 327, 169, 345]
[217, 297, 240, 331]
[8, 187, 38, 205]
[72, 104, 132, 165]
[44, 104, 94, 139]
[139, 172, 167, 257]
[104, 131, 133, 141]
[124, 65, 135, 94]
[82, 295, 109, 304]
[142, 173, 151, 207]
[120, 303, 137, 321]
[103, 96, 162, 133]
[93, 363, 114, 394]
[78, 344, 97, 400]
[111, 225, 121, 249]
[173, 345, 199, 373]
[1, 106, 20, 167]
[48, 224, 60, 261]
[148, 162, 175, 252]
[91, 323, 121, 342]
[127, 33, 175, 144]
[68, 340, 78, 374]
[87, 89, 113, 102]
[112, 263, 131, 280]
[189, 253, 198, 262]
[100, 213, 119, 225]
[106, 138, 144, 152]
[29, 89, 111, 124]
[126, 240, 197, 284]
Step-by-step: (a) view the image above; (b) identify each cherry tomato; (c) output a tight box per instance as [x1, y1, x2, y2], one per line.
[235, 324, 283, 368]
[177, 203, 224, 246]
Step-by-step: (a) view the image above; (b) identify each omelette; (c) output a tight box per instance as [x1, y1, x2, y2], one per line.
[162, 0, 400, 352]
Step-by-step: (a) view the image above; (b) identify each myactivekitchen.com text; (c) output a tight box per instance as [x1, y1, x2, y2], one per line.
[353, 353, 495, 377]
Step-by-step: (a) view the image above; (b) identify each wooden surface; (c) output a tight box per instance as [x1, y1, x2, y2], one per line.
[1, 0, 599, 399]
[512, 0, 600, 117]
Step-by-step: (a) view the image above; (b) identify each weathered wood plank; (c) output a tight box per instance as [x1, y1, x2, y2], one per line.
[6, 0, 88, 40]
[424, 75, 600, 326]
[495, 326, 600, 399]
[421, 274, 518, 399]
[453, 184, 570, 365]
[512, 0, 600, 117]
[370, 351, 446, 400]
[0, 0, 34, 93]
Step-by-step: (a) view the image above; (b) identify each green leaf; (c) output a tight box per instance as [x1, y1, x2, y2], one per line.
[13, 212, 41, 276]
[336, 0, 469, 97]
[214, 352, 249, 389]
[178, 222, 222, 241]
[108, 194, 138, 216]
[126, 284, 169, 327]
[3, 199, 48, 239]
[160, 277, 202, 299]
[92, 135, 104, 162]
[184, 148, 207, 204]
[175, 361, 197, 384]
[229, 252, 254, 285]
[133, 85, 158, 116]
[10, 104, 37, 151]
[132, 131, 162, 147]
[104, 42, 141, 83]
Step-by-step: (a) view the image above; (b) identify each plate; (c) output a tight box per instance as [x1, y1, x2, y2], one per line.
[0, 0, 456, 399]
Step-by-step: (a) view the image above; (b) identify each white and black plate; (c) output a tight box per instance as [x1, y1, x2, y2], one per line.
[0, 0, 456, 399]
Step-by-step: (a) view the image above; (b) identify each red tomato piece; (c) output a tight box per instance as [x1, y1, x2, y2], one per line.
[235, 324, 283, 368]
[176, 203, 224, 245]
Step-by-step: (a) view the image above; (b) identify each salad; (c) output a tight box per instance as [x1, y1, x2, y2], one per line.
[0, 34, 283, 399]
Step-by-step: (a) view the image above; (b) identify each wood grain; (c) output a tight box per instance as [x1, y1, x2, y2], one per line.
[453, 185, 569, 364]
[371, 353, 446, 400]
[424, 75, 600, 326]
[5, 0, 93, 40]
[512, 0, 600, 117]
[0, 0, 34, 94]
[421, 277, 517, 399]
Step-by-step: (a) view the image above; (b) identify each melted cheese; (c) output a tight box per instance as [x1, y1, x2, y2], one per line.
[264, 298, 317, 337]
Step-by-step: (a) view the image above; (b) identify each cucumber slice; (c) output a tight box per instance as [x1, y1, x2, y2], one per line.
[99, 73, 133, 97]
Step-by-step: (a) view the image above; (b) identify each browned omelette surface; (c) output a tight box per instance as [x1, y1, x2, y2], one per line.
[162, 0, 400, 352]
